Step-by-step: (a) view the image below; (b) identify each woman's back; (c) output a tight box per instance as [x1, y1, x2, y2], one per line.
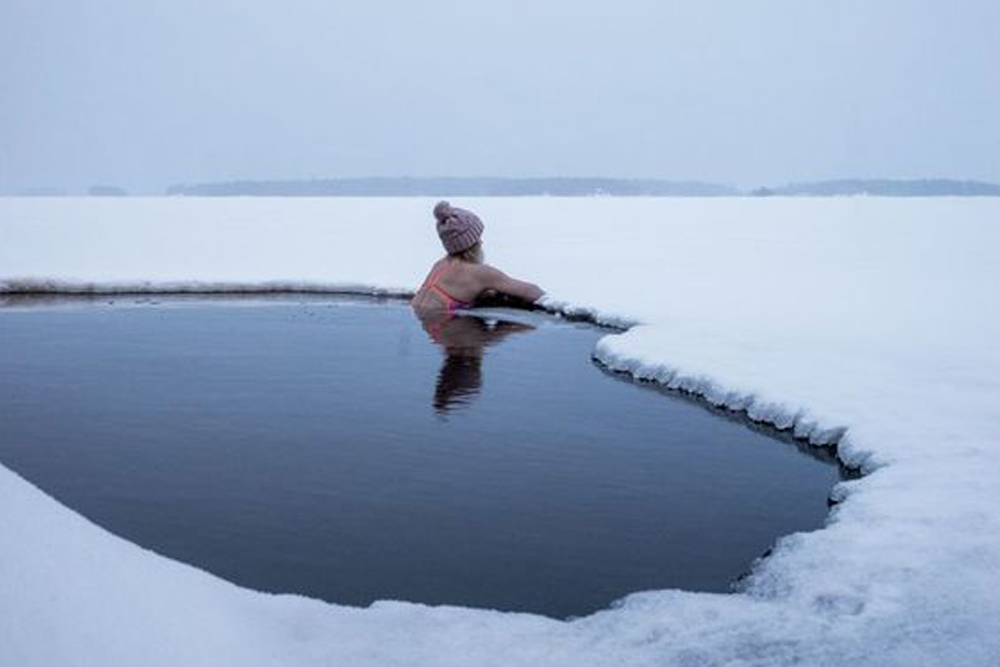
[412, 258, 482, 311]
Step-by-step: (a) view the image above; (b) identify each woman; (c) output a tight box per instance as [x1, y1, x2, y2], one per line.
[411, 201, 544, 313]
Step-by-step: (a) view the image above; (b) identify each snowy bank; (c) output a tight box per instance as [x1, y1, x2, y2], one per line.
[2, 196, 999, 666]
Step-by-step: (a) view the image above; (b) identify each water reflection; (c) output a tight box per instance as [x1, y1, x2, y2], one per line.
[414, 308, 536, 415]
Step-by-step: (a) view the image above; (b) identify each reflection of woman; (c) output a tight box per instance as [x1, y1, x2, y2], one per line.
[411, 201, 543, 314]
[417, 311, 535, 415]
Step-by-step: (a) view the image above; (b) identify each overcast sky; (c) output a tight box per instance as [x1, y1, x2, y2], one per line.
[2, 0, 998, 193]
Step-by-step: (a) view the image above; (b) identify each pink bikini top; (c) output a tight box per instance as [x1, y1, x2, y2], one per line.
[420, 262, 472, 312]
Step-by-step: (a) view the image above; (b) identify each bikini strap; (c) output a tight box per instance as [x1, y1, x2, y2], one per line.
[424, 260, 458, 289]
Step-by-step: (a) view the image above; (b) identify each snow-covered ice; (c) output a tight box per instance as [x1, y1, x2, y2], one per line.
[2, 196, 999, 666]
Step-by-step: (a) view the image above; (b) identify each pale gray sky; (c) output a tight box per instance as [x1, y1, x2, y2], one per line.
[2, 0, 998, 193]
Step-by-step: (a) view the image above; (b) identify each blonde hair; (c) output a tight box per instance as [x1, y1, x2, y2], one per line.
[451, 241, 483, 264]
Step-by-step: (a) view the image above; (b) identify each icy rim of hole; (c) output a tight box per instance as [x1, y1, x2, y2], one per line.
[0, 281, 861, 607]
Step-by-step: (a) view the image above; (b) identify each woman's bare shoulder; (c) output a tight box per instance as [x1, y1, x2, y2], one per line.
[471, 263, 543, 302]
[469, 262, 504, 279]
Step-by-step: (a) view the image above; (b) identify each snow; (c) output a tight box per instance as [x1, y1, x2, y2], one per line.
[2, 196, 1000, 666]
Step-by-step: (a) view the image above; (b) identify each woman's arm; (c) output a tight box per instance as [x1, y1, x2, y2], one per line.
[476, 265, 544, 302]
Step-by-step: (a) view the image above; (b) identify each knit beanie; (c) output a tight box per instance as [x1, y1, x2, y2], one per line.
[434, 201, 484, 254]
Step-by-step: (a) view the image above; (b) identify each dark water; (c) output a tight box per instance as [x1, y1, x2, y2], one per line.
[0, 296, 841, 618]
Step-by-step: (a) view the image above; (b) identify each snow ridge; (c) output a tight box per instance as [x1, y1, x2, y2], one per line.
[593, 336, 850, 452]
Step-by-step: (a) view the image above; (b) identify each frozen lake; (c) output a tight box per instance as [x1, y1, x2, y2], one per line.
[3, 196, 998, 665]
[0, 296, 841, 618]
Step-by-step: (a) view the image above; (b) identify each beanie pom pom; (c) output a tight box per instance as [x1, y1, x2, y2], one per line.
[433, 201, 452, 222]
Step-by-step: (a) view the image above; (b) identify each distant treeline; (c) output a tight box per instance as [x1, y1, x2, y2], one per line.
[751, 179, 1000, 197]
[164, 177, 1000, 197]
[165, 177, 738, 197]
[87, 185, 128, 196]
[11, 177, 1000, 197]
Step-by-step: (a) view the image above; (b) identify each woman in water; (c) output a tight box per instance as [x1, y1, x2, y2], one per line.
[413, 201, 542, 416]
[411, 201, 543, 313]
